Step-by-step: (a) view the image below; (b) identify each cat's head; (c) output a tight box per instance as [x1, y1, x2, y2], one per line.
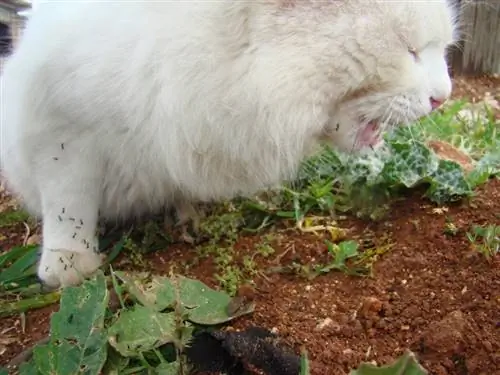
[254, 0, 459, 153]
[326, 0, 458, 153]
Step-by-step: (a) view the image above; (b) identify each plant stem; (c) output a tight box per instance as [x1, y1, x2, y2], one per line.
[0, 291, 61, 317]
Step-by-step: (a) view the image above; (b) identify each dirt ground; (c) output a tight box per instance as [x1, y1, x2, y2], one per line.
[0, 75, 499, 375]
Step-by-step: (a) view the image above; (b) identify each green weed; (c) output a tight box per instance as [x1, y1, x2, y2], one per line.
[0, 209, 32, 228]
[242, 99, 499, 223]
[196, 235, 276, 296]
[299, 348, 430, 375]
[0, 271, 431, 375]
[466, 224, 500, 259]
[11, 271, 254, 375]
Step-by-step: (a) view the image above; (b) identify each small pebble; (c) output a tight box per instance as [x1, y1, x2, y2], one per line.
[314, 318, 333, 331]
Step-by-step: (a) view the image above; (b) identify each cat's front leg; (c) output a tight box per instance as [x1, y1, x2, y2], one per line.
[36, 156, 104, 288]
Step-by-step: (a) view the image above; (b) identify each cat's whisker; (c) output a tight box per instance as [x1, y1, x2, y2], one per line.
[380, 96, 399, 127]
[421, 111, 444, 136]
[400, 102, 419, 143]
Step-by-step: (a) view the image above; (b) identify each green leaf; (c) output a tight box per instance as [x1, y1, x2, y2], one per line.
[0, 367, 9, 375]
[0, 209, 31, 228]
[300, 349, 310, 375]
[113, 272, 175, 310]
[318, 240, 360, 274]
[468, 150, 500, 187]
[102, 232, 130, 267]
[107, 305, 179, 357]
[30, 271, 109, 375]
[426, 160, 472, 204]
[349, 350, 428, 375]
[101, 347, 130, 375]
[115, 272, 254, 325]
[331, 240, 359, 267]
[0, 291, 61, 318]
[174, 275, 255, 324]
[19, 361, 39, 375]
[276, 210, 296, 218]
[0, 245, 33, 268]
[0, 245, 39, 286]
[382, 141, 438, 188]
[154, 361, 181, 374]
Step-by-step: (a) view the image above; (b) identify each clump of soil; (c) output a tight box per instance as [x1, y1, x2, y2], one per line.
[186, 327, 300, 375]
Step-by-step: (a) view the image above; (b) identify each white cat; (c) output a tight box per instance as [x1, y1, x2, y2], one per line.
[0, 0, 458, 288]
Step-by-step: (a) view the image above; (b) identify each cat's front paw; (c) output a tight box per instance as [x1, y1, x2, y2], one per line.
[37, 248, 105, 288]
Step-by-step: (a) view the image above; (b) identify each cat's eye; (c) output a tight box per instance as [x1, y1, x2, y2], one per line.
[408, 47, 418, 60]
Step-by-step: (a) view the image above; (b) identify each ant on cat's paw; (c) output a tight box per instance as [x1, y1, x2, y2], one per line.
[37, 248, 105, 288]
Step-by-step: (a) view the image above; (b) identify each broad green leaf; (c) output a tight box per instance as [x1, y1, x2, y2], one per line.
[31, 271, 109, 375]
[115, 272, 254, 325]
[332, 240, 359, 267]
[19, 358, 39, 375]
[382, 141, 438, 188]
[176, 275, 254, 324]
[466, 168, 493, 188]
[349, 351, 428, 375]
[318, 240, 361, 274]
[479, 150, 500, 174]
[0, 367, 9, 375]
[426, 160, 472, 204]
[154, 360, 181, 374]
[101, 347, 130, 374]
[19, 360, 39, 375]
[113, 271, 175, 310]
[107, 305, 178, 357]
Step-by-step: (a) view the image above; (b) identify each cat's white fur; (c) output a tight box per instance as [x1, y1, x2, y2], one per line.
[0, 0, 457, 287]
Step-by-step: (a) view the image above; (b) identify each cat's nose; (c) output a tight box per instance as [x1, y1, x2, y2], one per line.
[430, 96, 445, 111]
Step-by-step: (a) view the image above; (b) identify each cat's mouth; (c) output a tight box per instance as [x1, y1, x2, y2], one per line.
[356, 120, 382, 149]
